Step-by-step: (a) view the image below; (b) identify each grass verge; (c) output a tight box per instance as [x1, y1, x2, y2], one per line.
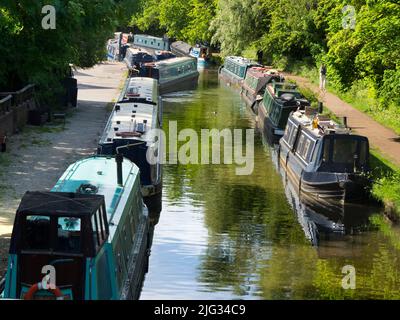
[286, 61, 400, 135]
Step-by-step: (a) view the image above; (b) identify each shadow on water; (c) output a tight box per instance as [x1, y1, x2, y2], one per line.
[141, 67, 400, 300]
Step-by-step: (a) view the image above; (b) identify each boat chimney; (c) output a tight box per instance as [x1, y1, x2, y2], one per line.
[116, 153, 124, 186]
[318, 101, 323, 114]
[343, 116, 348, 128]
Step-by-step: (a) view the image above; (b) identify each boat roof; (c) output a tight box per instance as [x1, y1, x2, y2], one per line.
[16, 191, 104, 217]
[290, 108, 353, 138]
[171, 41, 192, 54]
[247, 66, 281, 78]
[100, 101, 157, 144]
[153, 56, 196, 67]
[52, 156, 140, 219]
[126, 47, 152, 55]
[225, 56, 258, 67]
[134, 34, 165, 41]
[118, 77, 158, 103]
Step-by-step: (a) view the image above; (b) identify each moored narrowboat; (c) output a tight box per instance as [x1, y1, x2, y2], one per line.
[124, 47, 154, 76]
[2, 155, 150, 300]
[98, 77, 163, 213]
[279, 108, 371, 203]
[139, 57, 199, 95]
[240, 66, 284, 111]
[219, 56, 259, 89]
[189, 45, 211, 68]
[133, 34, 170, 51]
[258, 82, 310, 144]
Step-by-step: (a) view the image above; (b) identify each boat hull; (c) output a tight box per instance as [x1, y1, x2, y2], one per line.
[159, 72, 199, 95]
[218, 68, 244, 90]
[279, 145, 369, 203]
[258, 104, 283, 145]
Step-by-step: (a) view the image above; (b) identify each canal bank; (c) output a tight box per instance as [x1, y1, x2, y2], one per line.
[140, 68, 400, 299]
[0, 62, 127, 278]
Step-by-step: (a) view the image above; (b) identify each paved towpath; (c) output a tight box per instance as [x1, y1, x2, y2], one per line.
[284, 74, 400, 167]
[0, 61, 126, 276]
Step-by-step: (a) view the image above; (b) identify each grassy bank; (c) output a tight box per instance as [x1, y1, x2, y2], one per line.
[286, 61, 400, 220]
[286, 62, 400, 136]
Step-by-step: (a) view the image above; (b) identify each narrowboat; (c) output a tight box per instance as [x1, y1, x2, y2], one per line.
[189, 45, 210, 68]
[170, 41, 192, 57]
[219, 56, 260, 89]
[170, 41, 210, 67]
[279, 108, 371, 203]
[153, 50, 176, 61]
[133, 34, 170, 51]
[240, 66, 284, 110]
[139, 57, 199, 95]
[124, 47, 154, 76]
[2, 155, 150, 300]
[258, 82, 310, 144]
[98, 77, 163, 213]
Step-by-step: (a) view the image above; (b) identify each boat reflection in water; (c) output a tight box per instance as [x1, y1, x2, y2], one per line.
[265, 134, 375, 248]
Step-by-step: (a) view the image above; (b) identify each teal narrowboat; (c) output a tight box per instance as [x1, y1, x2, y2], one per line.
[219, 56, 259, 88]
[133, 34, 170, 51]
[140, 57, 199, 95]
[2, 155, 150, 300]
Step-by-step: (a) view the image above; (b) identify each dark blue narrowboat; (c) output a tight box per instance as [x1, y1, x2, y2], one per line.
[279, 108, 371, 203]
[98, 77, 163, 213]
[258, 82, 310, 144]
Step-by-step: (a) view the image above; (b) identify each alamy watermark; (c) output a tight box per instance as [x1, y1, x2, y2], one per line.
[145, 121, 255, 176]
[342, 265, 356, 290]
[42, 5, 56, 30]
[342, 5, 356, 30]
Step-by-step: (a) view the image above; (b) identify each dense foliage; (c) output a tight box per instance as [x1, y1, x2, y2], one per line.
[0, 0, 132, 102]
[131, 0, 399, 112]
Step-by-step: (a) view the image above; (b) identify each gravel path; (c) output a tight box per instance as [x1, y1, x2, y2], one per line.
[0, 61, 126, 277]
[285, 74, 400, 167]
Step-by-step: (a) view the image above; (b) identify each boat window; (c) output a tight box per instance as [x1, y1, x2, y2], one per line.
[288, 125, 298, 147]
[296, 134, 306, 156]
[306, 140, 315, 162]
[56, 217, 81, 253]
[301, 139, 311, 161]
[283, 122, 292, 142]
[332, 138, 359, 164]
[322, 138, 331, 163]
[24, 215, 51, 250]
[91, 214, 100, 249]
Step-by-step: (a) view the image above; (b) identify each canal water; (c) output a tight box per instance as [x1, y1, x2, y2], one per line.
[141, 68, 400, 300]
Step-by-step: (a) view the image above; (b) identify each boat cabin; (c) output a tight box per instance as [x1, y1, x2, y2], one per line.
[4, 191, 108, 300]
[124, 47, 154, 74]
[258, 82, 310, 143]
[222, 56, 259, 80]
[133, 34, 170, 51]
[280, 108, 370, 201]
[118, 77, 160, 106]
[139, 57, 199, 94]
[98, 99, 162, 199]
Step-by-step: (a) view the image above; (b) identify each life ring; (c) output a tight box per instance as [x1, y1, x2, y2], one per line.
[24, 282, 63, 300]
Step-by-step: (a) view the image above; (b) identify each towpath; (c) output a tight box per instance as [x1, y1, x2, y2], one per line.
[284, 74, 400, 167]
[0, 61, 126, 277]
